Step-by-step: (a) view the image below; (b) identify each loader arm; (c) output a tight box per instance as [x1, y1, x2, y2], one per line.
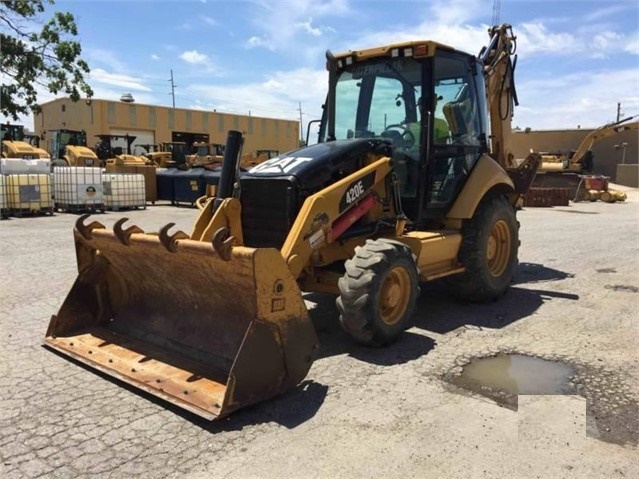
[281, 156, 394, 279]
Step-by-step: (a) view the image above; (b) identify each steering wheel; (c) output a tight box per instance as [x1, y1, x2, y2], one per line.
[382, 124, 415, 149]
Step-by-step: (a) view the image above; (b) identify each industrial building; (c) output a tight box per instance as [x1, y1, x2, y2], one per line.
[33, 97, 301, 157]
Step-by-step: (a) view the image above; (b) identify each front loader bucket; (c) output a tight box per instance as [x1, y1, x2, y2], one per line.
[44, 216, 319, 421]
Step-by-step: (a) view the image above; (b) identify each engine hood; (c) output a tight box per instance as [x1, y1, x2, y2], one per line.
[244, 138, 391, 189]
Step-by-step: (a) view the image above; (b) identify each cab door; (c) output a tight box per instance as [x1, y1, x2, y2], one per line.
[422, 52, 488, 217]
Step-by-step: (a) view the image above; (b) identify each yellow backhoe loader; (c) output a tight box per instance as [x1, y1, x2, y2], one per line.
[45, 25, 540, 421]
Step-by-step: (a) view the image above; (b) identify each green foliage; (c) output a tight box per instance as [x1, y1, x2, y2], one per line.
[0, 0, 93, 120]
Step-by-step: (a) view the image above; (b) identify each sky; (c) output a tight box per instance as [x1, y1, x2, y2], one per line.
[3, 0, 639, 135]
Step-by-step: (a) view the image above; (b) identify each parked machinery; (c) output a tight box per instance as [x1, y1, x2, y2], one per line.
[1, 123, 50, 159]
[143, 142, 188, 168]
[45, 24, 540, 421]
[186, 142, 226, 167]
[44, 129, 100, 167]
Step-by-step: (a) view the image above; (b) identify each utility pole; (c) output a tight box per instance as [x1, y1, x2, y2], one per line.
[616, 102, 622, 122]
[169, 70, 177, 108]
[297, 102, 304, 145]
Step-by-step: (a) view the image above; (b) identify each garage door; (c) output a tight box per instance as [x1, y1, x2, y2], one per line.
[109, 129, 156, 155]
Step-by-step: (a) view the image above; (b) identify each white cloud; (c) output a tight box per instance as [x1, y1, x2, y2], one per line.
[201, 15, 217, 26]
[624, 32, 639, 55]
[83, 48, 127, 72]
[515, 68, 639, 129]
[296, 18, 322, 37]
[246, 36, 273, 50]
[87, 69, 153, 92]
[151, 54, 160, 61]
[179, 50, 209, 65]
[244, 0, 350, 54]
[185, 67, 328, 135]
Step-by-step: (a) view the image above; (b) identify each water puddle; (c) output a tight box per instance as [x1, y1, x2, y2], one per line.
[444, 353, 638, 446]
[454, 354, 575, 397]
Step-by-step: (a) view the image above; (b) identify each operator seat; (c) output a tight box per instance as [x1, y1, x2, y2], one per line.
[443, 98, 473, 138]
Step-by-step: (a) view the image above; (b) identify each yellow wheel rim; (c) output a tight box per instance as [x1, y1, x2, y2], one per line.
[380, 266, 411, 325]
[486, 219, 511, 277]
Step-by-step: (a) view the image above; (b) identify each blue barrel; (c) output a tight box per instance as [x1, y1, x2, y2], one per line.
[174, 169, 206, 206]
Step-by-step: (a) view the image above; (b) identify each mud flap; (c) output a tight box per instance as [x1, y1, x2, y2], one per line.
[44, 216, 319, 420]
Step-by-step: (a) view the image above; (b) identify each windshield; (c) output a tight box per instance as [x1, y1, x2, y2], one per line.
[60, 131, 87, 146]
[1, 124, 25, 141]
[326, 58, 423, 141]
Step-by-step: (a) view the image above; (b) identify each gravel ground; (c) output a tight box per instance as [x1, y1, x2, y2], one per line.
[1, 187, 637, 479]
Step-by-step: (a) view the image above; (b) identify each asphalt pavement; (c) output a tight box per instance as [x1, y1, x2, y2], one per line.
[1, 189, 637, 478]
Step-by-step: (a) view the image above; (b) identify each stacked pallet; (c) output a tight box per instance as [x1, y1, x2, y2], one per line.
[103, 173, 146, 210]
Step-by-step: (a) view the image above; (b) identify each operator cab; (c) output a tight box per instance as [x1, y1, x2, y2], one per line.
[320, 43, 490, 222]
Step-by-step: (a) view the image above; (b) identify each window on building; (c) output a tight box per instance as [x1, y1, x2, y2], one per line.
[185, 110, 192, 130]
[261, 118, 267, 136]
[286, 122, 291, 138]
[202, 112, 209, 130]
[129, 105, 137, 126]
[168, 109, 175, 129]
[274, 121, 280, 137]
[218, 114, 224, 133]
[149, 107, 156, 128]
[233, 116, 239, 130]
[107, 103, 115, 124]
[248, 117, 254, 134]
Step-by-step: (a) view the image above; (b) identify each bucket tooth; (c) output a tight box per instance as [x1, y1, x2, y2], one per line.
[159, 223, 190, 252]
[113, 218, 144, 246]
[212, 227, 235, 261]
[75, 214, 106, 240]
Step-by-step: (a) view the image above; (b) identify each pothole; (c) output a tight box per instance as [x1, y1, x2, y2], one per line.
[604, 284, 638, 293]
[443, 353, 638, 447]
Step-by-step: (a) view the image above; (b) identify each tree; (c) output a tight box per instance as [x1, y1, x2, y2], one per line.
[0, 0, 93, 121]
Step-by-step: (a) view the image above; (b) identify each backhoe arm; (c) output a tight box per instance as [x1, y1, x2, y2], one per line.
[480, 24, 518, 169]
[570, 116, 638, 165]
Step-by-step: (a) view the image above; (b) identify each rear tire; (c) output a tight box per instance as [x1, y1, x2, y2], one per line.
[337, 239, 420, 346]
[447, 194, 518, 302]
[51, 159, 68, 167]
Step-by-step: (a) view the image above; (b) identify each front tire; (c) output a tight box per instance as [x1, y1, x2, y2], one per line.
[447, 194, 519, 302]
[337, 239, 420, 346]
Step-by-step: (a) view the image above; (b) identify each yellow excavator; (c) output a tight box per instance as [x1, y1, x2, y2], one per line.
[538, 115, 638, 174]
[45, 25, 540, 421]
